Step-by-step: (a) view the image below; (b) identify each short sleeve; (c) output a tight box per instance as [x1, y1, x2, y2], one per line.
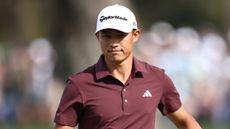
[54, 78, 83, 127]
[158, 73, 182, 115]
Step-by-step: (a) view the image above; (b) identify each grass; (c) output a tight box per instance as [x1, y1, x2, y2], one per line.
[0, 122, 53, 129]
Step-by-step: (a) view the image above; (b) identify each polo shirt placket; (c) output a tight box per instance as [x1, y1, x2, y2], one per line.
[121, 81, 130, 112]
[104, 77, 131, 113]
[122, 87, 128, 112]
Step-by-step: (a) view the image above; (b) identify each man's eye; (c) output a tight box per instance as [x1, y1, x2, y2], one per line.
[117, 34, 127, 38]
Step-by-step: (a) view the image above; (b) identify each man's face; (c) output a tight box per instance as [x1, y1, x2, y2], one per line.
[96, 29, 140, 63]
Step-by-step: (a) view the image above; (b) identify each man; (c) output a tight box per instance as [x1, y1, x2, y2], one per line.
[53, 4, 202, 129]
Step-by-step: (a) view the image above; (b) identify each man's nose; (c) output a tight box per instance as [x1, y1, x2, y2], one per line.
[109, 37, 120, 45]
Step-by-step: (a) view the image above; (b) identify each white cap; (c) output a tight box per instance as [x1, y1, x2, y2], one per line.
[95, 4, 138, 33]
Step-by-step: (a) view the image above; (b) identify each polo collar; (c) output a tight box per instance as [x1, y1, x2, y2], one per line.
[95, 55, 147, 81]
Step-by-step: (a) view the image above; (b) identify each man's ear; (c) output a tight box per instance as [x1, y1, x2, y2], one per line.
[133, 29, 141, 42]
[95, 32, 99, 40]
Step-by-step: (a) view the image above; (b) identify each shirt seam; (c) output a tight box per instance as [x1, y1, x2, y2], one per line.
[70, 78, 85, 107]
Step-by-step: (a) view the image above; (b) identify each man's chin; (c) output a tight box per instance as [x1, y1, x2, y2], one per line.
[107, 56, 124, 63]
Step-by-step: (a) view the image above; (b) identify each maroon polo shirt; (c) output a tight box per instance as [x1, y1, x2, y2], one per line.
[54, 55, 182, 129]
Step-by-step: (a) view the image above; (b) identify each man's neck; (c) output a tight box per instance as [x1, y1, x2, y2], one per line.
[105, 56, 133, 84]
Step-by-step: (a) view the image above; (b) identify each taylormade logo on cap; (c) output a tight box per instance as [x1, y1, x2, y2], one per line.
[96, 4, 138, 33]
[99, 16, 127, 22]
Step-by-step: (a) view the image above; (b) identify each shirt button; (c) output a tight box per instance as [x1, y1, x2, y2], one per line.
[123, 89, 126, 92]
[124, 99, 128, 103]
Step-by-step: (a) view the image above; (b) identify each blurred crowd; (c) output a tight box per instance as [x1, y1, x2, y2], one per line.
[0, 38, 64, 127]
[136, 21, 230, 127]
[0, 21, 230, 128]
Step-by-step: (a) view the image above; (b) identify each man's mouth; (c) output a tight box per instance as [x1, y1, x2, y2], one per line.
[108, 49, 123, 54]
[108, 49, 121, 52]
